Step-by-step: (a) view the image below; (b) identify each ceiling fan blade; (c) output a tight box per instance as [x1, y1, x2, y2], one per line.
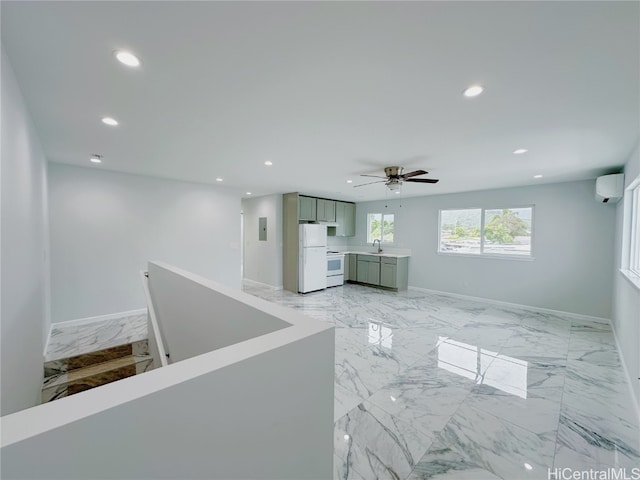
[405, 178, 439, 184]
[353, 180, 386, 188]
[402, 169, 428, 179]
[360, 174, 387, 179]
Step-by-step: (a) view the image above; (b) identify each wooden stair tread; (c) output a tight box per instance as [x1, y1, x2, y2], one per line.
[42, 340, 154, 403]
[44, 339, 148, 377]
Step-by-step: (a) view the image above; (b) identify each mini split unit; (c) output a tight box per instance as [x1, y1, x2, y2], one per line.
[595, 173, 624, 204]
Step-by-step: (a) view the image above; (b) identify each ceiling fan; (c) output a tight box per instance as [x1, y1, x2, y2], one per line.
[354, 166, 439, 190]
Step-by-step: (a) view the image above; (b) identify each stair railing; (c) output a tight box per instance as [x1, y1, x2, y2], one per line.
[140, 270, 169, 367]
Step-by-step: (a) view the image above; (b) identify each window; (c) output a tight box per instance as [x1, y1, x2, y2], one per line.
[438, 206, 533, 257]
[623, 176, 640, 284]
[367, 213, 394, 244]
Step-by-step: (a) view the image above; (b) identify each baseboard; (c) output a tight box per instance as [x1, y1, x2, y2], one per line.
[407, 286, 611, 325]
[242, 278, 283, 290]
[610, 322, 640, 424]
[44, 308, 147, 356]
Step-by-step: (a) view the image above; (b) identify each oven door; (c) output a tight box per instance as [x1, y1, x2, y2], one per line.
[327, 256, 344, 276]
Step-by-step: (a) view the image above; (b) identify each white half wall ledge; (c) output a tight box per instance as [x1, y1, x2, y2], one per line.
[1, 262, 335, 480]
[147, 261, 294, 362]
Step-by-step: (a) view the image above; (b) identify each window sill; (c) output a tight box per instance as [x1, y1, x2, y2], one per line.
[620, 269, 640, 291]
[437, 251, 535, 262]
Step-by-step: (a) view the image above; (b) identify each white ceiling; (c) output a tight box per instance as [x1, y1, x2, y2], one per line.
[2, 1, 638, 201]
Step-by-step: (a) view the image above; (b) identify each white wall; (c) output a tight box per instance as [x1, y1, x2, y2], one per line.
[48, 163, 242, 322]
[242, 194, 283, 287]
[612, 142, 640, 412]
[351, 180, 615, 318]
[1, 49, 50, 415]
[2, 262, 334, 479]
[148, 262, 289, 362]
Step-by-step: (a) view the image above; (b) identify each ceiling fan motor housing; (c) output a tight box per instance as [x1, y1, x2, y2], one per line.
[384, 166, 403, 178]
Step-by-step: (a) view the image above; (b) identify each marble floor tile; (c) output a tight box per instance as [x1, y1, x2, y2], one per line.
[334, 326, 425, 398]
[334, 453, 366, 480]
[407, 438, 504, 480]
[236, 282, 640, 477]
[433, 403, 557, 479]
[567, 346, 622, 368]
[569, 331, 616, 352]
[366, 355, 474, 439]
[334, 401, 433, 480]
[563, 362, 638, 425]
[570, 319, 613, 332]
[498, 328, 570, 360]
[334, 379, 367, 422]
[555, 408, 640, 470]
[45, 313, 147, 361]
[465, 384, 563, 435]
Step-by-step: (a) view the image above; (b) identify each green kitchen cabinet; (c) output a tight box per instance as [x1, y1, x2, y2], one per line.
[380, 261, 397, 289]
[317, 199, 336, 222]
[298, 196, 317, 221]
[335, 201, 356, 237]
[357, 255, 380, 286]
[347, 254, 358, 282]
[380, 256, 409, 290]
[343, 202, 355, 236]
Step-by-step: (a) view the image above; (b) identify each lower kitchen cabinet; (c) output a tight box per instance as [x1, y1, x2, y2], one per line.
[380, 256, 409, 290]
[347, 254, 358, 282]
[356, 255, 381, 286]
[380, 262, 396, 288]
[349, 254, 408, 290]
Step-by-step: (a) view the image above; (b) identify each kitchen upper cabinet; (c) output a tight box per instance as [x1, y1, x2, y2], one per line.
[316, 199, 336, 222]
[334, 202, 356, 237]
[298, 196, 317, 221]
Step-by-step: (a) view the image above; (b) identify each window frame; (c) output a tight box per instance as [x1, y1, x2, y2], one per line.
[621, 175, 640, 289]
[367, 212, 395, 245]
[437, 205, 535, 260]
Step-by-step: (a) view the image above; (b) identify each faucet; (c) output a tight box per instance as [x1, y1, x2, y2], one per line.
[373, 239, 382, 253]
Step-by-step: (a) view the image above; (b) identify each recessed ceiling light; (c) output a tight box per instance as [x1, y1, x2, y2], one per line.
[534, 174, 543, 179]
[114, 50, 140, 67]
[395, 191, 400, 194]
[101, 117, 118, 126]
[513, 149, 528, 155]
[89, 154, 102, 164]
[216, 177, 223, 182]
[246, 192, 252, 195]
[264, 160, 273, 166]
[346, 180, 353, 184]
[463, 85, 484, 97]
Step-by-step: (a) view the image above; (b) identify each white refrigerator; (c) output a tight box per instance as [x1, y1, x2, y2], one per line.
[299, 224, 327, 293]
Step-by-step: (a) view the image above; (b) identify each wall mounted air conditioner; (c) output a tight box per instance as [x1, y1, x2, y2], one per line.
[595, 173, 624, 203]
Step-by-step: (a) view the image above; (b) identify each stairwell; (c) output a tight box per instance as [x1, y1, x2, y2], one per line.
[42, 340, 153, 402]
[42, 312, 153, 403]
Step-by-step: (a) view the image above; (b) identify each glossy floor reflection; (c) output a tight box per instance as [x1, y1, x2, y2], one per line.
[242, 282, 640, 480]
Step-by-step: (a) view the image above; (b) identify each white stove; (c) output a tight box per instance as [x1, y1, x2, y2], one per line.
[326, 251, 345, 287]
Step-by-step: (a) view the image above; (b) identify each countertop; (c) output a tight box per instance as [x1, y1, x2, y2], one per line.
[338, 251, 411, 258]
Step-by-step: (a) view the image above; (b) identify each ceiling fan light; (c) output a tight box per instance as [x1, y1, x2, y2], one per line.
[387, 182, 401, 191]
